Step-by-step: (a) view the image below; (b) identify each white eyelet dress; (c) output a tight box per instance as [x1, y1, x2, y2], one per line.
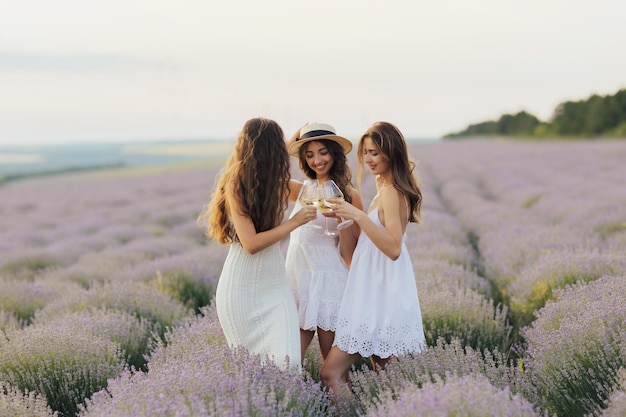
[286, 199, 349, 332]
[333, 207, 426, 358]
[215, 241, 301, 371]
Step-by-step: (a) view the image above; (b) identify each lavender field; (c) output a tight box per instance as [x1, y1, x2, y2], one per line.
[1, 139, 625, 417]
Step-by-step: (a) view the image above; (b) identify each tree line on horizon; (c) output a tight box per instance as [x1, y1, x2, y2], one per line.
[444, 87, 626, 139]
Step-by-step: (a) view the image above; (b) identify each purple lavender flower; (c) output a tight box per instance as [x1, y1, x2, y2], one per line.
[0, 324, 125, 416]
[34, 280, 191, 341]
[520, 275, 626, 417]
[420, 284, 511, 352]
[0, 310, 22, 334]
[33, 308, 154, 371]
[0, 381, 58, 417]
[349, 338, 524, 414]
[0, 278, 72, 326]
[0, 139, 624, 416]
[511, 248, 626, 326]
[601, 369, 626, 417]
[81, 306, 332, 417]
[366, 373, 540, 417]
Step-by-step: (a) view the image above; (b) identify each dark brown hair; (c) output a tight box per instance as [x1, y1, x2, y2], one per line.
[357, 121, 422, 223]
[297, 139, 354, 204]
[198, 117, 291, 244]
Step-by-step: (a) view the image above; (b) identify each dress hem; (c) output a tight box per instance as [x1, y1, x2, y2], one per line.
[332, 343, 423, 359]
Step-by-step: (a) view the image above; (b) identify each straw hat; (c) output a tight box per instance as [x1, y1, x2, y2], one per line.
[288, 122, 352, 156]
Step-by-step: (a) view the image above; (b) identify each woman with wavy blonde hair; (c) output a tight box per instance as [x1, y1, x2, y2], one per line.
[197, 117, 317, 370]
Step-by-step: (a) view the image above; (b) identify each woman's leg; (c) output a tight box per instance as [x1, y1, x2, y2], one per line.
[317, 328, 335, 361]
[371, 354, 394, 371]
[320, 346, 360, 395]
[300, 329, 315, 363]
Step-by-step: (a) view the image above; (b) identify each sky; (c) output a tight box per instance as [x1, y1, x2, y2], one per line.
[1, 0, 625, 146]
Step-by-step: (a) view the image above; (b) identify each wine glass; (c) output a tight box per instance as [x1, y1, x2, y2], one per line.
[299, 179, 322, 229]
[319, 180, 354, 235]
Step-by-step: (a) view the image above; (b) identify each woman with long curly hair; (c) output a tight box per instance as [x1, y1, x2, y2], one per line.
[197, 117, 317, 370]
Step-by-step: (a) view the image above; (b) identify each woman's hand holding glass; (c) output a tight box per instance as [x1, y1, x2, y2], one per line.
[299, 179, 322, 229]
[323, 196, 361, 220]
[294, 201, 318, 227]
[319, 180, 354, 234]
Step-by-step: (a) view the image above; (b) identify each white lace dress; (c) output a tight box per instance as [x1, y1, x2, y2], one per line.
[286, 199, 348, 331]
[333, 207, 425, 358]
[215, 242, 301, 370]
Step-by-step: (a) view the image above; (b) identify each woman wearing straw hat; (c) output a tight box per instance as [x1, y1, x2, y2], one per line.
[285, 122, 363, 365]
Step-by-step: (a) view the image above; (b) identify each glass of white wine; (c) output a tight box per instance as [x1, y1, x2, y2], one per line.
[319, 179, 354, 235]
[299, 179, 322, 229]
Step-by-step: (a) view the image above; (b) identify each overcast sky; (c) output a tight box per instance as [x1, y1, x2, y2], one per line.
[1, 0, 625, 145]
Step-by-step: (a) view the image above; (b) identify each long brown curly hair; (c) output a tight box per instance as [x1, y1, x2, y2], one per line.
[198, 117, 291, 244]
[357, 121, 422, 223]
[297, 139, 354, 204]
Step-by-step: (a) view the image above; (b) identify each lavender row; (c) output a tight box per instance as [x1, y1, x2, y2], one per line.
[412, 139, 626, 325]
[1, 138, 625, 416]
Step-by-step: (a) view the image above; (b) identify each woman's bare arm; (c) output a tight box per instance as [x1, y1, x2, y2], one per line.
[227, 190, 316, 254]
[338, 186, 364, 266]
[330, 186, 405, 260]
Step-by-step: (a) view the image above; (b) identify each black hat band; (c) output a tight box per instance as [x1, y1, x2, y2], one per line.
[299, 130, 335, 140]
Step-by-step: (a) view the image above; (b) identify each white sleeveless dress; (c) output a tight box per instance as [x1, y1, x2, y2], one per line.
[215, 242, 301, 370]
[333, 207, 426, 358]
[286, 199, 348, 331]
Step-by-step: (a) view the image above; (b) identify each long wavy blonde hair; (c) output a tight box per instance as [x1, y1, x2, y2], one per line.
[198, 118, 291, 245]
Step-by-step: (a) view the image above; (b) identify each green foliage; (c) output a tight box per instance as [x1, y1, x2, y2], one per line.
[445, 88, 626, 139]
[608, 120, 626, 136]
[444, 111, 540, 138]
[0, 163, 126, 185]
[522, 195, 542, 209]
[594, 221, 626, 237]
[155, 269, 214, 314]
